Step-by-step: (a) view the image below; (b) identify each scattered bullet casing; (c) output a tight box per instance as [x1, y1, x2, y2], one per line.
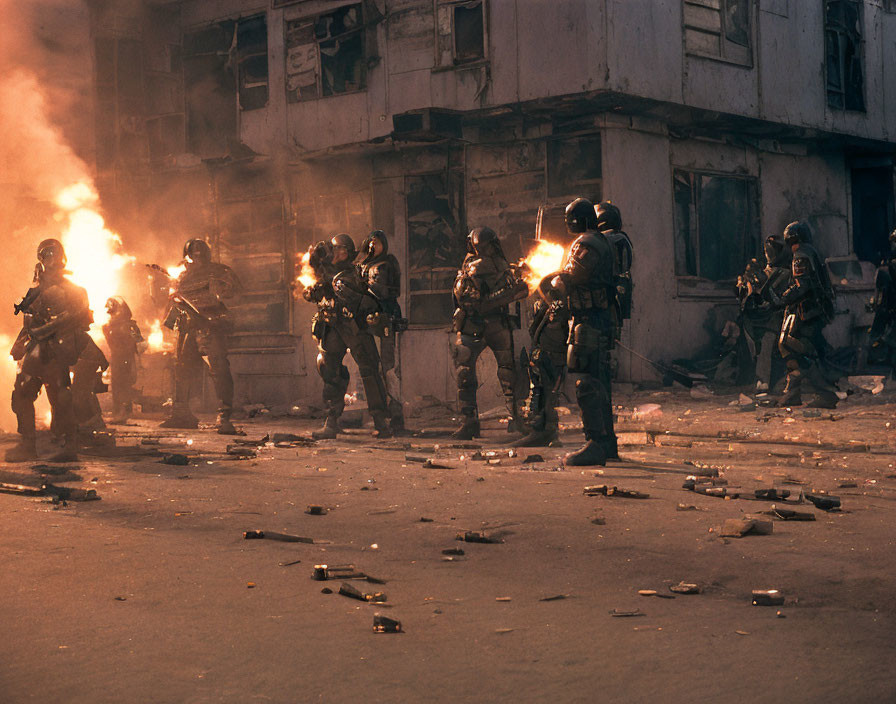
[373, 613, 402, 633]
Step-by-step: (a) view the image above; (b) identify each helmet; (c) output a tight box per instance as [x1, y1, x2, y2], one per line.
[565, 198, 597, 234]
[595, 201, 622, 233]
[362, 230, 388, 261]
[783, 221, 811, 247]
[105, 296, 132, 319]
[763, 234, 789, 268]
[467, 227, 500, 256]
[331, 233, 357, 261]
[37, 238, 66, 274]
[183, 238, 212, 265]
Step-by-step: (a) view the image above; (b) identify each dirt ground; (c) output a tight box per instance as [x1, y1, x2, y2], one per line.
[1, 387, 895, 704]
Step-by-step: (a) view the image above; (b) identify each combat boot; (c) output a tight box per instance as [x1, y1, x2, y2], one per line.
[312, 415, 341, 440]
[564, 440, 606, 467]
[807, 391, 838, 409]
[372, 413, 393, 439]
[4, 435, 37, 462]
[451, 416, 480, 440]
[160, 406, 200, 429]
[598, 435, 619, 460]
[774, 378, 802, 407]
[510, 426, 559, 448]
[48, 435, 78, 463]
[216, 410, 238, 435]
[388, 408, 412, 437]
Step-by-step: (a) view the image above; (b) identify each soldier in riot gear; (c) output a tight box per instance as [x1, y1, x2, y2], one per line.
[595, 201, 634, 339]
[102, 296, 144, 423]
[71, 335, 108, 433]
[450, 227, 528, 440]
[769, 221, 838, 408]
[160, 238, 242, 433]
[868, 229, 896, 375]
[736, 234, 792, 393]
[549, 198, 618, 466]
[512, 276, 570, 447]
[6, 239, 92, 462]
[303, 234, 393, 439]
[358, 230, 407, 433]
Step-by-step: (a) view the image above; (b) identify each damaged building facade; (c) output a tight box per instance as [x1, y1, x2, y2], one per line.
[90, 0, 896, 410]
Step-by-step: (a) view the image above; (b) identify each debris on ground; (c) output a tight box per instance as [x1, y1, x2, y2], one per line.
[270, 433, 316, 446]
[539, 594, 569, 601]
[0, 482, 100, 501]
[373, 613, 402, 633]
[456, 531, 503, 544]
[583, 485, 650, 499]
[632, 404, 662, 420]
[305, 505, 327, 515]
[806, 493, 841, 510]
[848, 375, 885, 395]
[638, 590, 675, 599]
[752, 589, 785, 606]
[226, 445, 257, 458]
[338, 582, 386, 603]
[669, 582, 701, 594]
[423, 459, 453, 469]
[590, 516, 606, 525]
[312, 564, 386, 584]
[161, 454, 190, 466]
[243, 530, 314, 543]
[763, 507, 816, 521]
[719, 518, 773, 538]
[609, 609, 644, 617]
[523, 454, 545, 464]
[442, 547, 465, 555]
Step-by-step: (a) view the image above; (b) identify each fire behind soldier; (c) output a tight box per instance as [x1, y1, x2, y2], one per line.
[550, 198, 619, 466]
[160, 238, 242, 434]
[358, 230, 406, 433]
[303, 234, 393, 439]
[6, 239, 92, 462]
[450, 227, 528, 440]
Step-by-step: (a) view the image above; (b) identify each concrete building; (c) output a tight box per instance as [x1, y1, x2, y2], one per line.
[90, 0, 896, 410]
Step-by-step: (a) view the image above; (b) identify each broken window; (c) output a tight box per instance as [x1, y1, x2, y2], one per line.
[673, 170, 759, 282]
[825, 0, 864, 111]
[285, 4, 366, 102]
[435, 0, 486, 68]
[406, 172, 467, 326]
[683, 0, 752, 66]
[547, 135, 602, 200]
[237, 15, 269, 111]
[184, 23, 237, 157]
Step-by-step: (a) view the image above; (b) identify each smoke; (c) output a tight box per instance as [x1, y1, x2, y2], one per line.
[0, 0, 95, 432]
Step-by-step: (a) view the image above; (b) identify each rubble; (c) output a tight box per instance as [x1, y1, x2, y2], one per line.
[456, 531, 503, 544]
[305, 505, 327, 515]
[338, 582, 386, 603]
[752, 589, 785, 606]
[806, 493, 841, 510]
[372, 614, 402, 633]
[583, 485, 649, 499]
[243, 530, 314, 543]
[161, 454, 190, 466]
[719, 518, 774, 538]
[669, 582, 701, 594]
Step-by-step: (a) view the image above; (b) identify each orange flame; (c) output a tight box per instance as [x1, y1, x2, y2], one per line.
[296, 251, 317, 290]
[55, 182, 135, 332]
[146, 320, 168, 352]
[522, 240, 566, 290]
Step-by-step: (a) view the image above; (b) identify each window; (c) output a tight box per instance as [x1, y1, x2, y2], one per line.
[406, 173, 466, 326]
[673, 170, 760, 282]
[285, 4, 366, 102]
[825, 0, 864, 111]
[435, 0, 486, 68]
[547, 135, 602, 199]
[183, 15, 268, 157]
[237, 16, 269, 111]
[683, 0, 752, 66]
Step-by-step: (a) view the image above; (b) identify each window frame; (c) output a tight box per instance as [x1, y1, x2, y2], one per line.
[672, 168, 761, 292]
[824, 0, 866, 113]
[284, 3, 367, 103]
[433, 0, 489, 71]
[683, 0, 754, 68]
